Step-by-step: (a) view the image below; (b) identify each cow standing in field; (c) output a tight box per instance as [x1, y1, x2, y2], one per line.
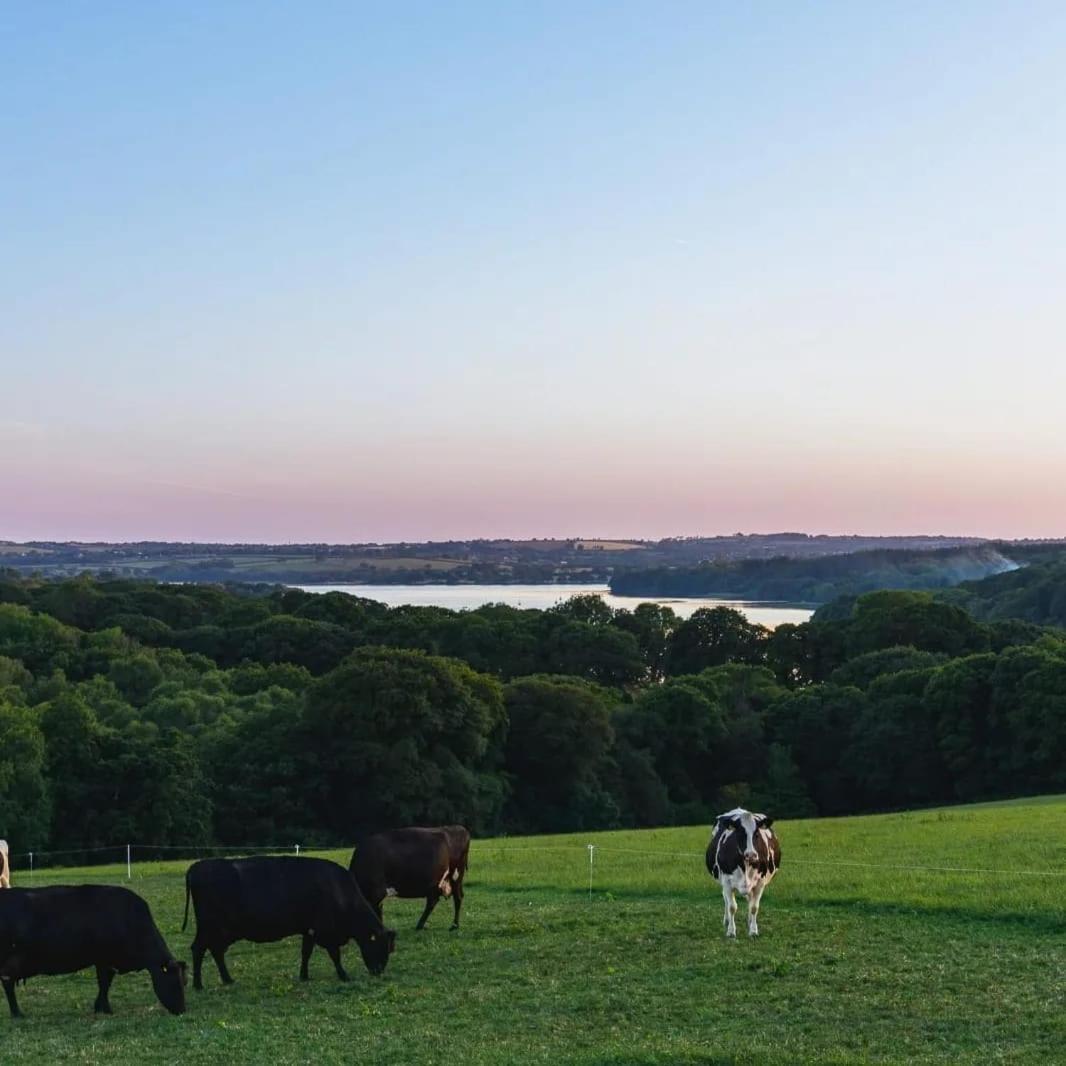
[706, 808, 781, 938]
[0, 841, 9, 889]
[350, 825, 471, 931]
[0, 885, 186, 1017]
[183, 856, 395, 990]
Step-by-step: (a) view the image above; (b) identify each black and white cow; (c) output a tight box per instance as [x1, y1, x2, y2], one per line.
[705, 807, 781, 938]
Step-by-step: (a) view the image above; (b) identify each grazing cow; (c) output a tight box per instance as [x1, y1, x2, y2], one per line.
[0, 885, 186, 1017]
[0, 841, 9, 889]
[182, 856, 395, 990]
[706, 807, 781, 938]
[350, 825, 471, 931]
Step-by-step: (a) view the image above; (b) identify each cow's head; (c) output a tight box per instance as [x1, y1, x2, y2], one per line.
[719, 809, 773, 865]
[355, 926, 396, 976]
[149, 959, 187, 1015]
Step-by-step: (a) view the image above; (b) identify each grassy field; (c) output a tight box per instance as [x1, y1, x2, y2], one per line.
[3, 797, 1064, 1064]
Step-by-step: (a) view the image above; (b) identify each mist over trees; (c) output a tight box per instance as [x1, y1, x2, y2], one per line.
[609, 544, 1018, 602]
[0, 571, 1064, 855]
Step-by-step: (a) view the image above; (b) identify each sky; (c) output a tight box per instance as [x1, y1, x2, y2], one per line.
[4, 1, 1066, 543]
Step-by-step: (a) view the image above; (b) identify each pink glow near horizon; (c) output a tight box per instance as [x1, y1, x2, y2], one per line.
[4, 424, 1064, 542]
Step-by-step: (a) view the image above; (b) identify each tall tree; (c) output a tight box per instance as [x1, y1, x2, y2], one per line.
[666, 607, 768, 675]
[304, 647, 507, 834]
[503, 675, 617, 832]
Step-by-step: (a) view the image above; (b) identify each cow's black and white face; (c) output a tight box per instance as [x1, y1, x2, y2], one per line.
[719, 808, 773, 864]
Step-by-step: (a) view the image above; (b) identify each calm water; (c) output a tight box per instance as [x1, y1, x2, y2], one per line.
[294, 583, 813, 627]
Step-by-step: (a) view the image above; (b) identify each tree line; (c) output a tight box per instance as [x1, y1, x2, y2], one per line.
[0, 573, 1063, 857]
[609, 544, 1018, 603]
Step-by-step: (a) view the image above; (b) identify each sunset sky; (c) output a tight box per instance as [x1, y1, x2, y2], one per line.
[5, 2, 1066, 542]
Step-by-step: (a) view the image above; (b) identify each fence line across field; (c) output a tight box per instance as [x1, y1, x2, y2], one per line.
[476, 843, 1066, 878]
[11, 841, 1066, 884]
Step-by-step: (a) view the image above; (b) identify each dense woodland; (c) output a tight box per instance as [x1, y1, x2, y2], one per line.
[0, 570, 1064, 858]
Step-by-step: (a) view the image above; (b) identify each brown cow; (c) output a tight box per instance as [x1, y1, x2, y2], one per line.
[350, 825, 471, 931]
[0, 841, 9, 889]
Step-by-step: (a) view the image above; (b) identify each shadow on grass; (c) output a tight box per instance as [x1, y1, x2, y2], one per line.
[572, 1056, 738, 1066]
[477, 883, 1064, 934]
[806, 896, 1065, 934]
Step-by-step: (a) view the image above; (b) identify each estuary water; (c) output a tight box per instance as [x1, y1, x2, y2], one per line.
[293, 583, 813, 627]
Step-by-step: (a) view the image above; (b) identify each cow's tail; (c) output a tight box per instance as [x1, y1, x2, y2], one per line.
[181, 868, 192, 932]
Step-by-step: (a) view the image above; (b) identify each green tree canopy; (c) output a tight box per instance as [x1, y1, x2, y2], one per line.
[304, 647, 507, 834]
[503, 675, 617, 832]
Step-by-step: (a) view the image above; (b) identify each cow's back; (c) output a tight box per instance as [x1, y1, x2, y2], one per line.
[188, 857, 351, 943]
[0, 885, 164, 977]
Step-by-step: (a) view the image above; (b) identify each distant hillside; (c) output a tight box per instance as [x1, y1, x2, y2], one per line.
[0, 533, 994, 585]
[938, 558, 1066, 628]
[609, 545, 1018, 603]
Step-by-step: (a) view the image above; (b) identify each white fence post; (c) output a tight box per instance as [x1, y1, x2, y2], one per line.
[126, 844, 131, 881]
[587, 844, 595, 901]
[295, 844, 300, 856]
[28, 851, 33, 882]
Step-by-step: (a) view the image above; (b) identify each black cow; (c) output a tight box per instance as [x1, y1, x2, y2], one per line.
[0, 885, 186, 1018]
[182, 856, 395, 990]
[350, 825, 471, 931]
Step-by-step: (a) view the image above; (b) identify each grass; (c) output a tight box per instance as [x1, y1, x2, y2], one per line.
[3, 797, 1065, 1064]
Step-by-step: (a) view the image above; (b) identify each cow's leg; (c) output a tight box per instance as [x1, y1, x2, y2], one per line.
[415, 891, 441, 931]
[191, 936, 206, 991]
[721, 883, 737, 938]
[747, 879, 767, 937]
[210, 944, 234, 985]
[94, 964, 115, 1014]
[450, 878, 464, 930]
[299, 933, 315, 980]
[1, 976, 21, 1018]
[325, 945, 349, 982]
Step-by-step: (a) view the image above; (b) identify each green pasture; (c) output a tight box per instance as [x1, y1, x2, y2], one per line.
[3, 797, 1064, 1064]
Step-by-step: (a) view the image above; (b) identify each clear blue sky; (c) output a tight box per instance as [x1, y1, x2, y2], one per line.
[4, 2, 1065, 541]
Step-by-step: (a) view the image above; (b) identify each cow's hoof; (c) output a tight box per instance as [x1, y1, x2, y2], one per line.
[449, 924, 459, 932]
[299, 974, 309, 982]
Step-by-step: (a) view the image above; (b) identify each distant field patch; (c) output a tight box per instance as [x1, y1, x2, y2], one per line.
[227, 556, 463, 572]
[575, 540, 646, 551]
[3, 797, 1063, 1064]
